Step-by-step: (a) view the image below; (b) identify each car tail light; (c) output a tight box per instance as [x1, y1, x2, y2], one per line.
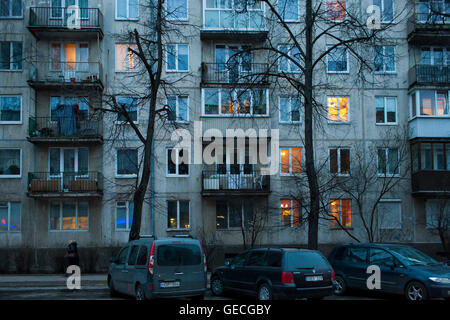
[200, 244, 207, 273]
[148, 242, 155, 275]
[281, 272, 294, 284]
[331, 269, 336, 281]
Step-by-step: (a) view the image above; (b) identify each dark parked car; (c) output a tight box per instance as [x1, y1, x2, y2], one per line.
[328, 243, 450, 301]
[210, 248, 335, 300]
[108, 236, 207, 300]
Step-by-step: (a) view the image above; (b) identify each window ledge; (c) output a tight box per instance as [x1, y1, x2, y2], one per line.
[166, 228, 191, 232]
[375, 123, 398, 126]
[115, 175, 138, 179]
[330, 227, 353, 230]
[327, 121, 351, 125]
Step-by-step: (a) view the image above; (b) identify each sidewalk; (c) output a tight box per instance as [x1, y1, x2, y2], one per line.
[0, 274, 108, 290]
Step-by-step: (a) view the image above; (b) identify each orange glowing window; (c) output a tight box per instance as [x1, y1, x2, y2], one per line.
[291, 148, 302, 173]
[328, 97, 349, 122]
[281, 200, 301, 227]
[327, 0, 346, 21]
[280, 149, 290, 174]
[330, 199, 351, 227]
[280, 148, 302, 174]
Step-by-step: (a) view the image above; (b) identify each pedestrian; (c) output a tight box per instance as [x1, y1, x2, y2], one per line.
[64, 240, 80, 276]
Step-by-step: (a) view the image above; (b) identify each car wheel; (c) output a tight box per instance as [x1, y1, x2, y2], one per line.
[405, 281, 428, 301]
[108, 278, 118, 297]
[257, 283, 273, 301]
[135, 284, 146, 301]
[334, 275, 346, 296]
[211, 276, 224, 296]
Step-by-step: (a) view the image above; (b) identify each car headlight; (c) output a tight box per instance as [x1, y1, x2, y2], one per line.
[429, 277, 450, 284]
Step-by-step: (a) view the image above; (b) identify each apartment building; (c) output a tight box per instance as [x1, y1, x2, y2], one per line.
[0, 0, 448, 272]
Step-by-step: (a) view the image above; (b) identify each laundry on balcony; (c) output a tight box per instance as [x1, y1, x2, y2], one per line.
[53, 104, 80, 136]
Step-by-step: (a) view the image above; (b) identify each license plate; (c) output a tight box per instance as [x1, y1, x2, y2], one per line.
[160, 281, 180, 288]
[305, 276, 323, 282]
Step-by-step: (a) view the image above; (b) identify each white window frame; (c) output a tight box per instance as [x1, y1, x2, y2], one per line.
[201, 88, 269, 116]
[377, 147, 400, 177]
[49, 201, 89, 231]
[166, 0, 189, 21]
[216, 200, 253, 230]
[374, 45, 396, 74]
[115, 43, 138, 72]
[329, 147, 351, 175]
[378, 199, 402, 229]
[0, 95, 22, 124]
[115, 201, 133, 231]
[278, 0, 300, 22]
[0, 41, 22, 71]
[278, 45, 302, 73]
[167, 200, 190, 230]
[48, 147, 89, 178]
[49, 42, 89, 72]
[330, 198, 352, 227]
[0, 148, 21, 178]
[279, 96, 301, 123]
[327, 96, 350, 123]
[115, 96, 139, 124]
[420, 47, 450, 65]
[115, 0, 139, 20]
[166, 44, 189, 72]
[0, 202, 21, 232]
[411, 90, 450, 118]
[326, 45, 349, 74]
[0, 0, 23, 18]
[374, 0, 395, 23]
[280, 147, 302, 176]
[280, 199, 301, 228]
[116, 148, 139, 178]
[375, 96, 398, 125]
[167, 95, 189, 123]
[166, 147, 190, 177]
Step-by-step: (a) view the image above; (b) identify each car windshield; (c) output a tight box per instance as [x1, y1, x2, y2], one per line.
[388, 246, 438, 266]
[286, 251, 329, 269]
[157, 244, 202, 266]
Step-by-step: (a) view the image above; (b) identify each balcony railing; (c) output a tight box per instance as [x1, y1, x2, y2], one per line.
[412, 170, 450, 195]
[408, 11, 450, 44]
[29, 7, 103, 29]
[202, 170, 270, 195]
[28, 171, 103, 196]
[28, 116, 103, 142]
[408, 65, 450, 86]
[202, 63, 269, 85]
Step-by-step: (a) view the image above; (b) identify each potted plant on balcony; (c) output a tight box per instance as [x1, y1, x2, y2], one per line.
[204, 174, 219, 190]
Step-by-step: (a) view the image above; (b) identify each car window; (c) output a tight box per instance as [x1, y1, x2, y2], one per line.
[344, 247, 368, 263]
[128, 245, 139, 266]
[246, 250, 266, 266]
[332, 246, 346, 260]
[286, 251, 330, 269]
[117, 246, 130, 265]
[264, 250, 282, 268]
[157, 244, 202, 266]
[369, 248, 396, 267]
[136, 245, 148, 266]
[231, 252, 249, 267]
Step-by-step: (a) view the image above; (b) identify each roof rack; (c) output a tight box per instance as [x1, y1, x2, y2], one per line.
[172, 234, 195, 239]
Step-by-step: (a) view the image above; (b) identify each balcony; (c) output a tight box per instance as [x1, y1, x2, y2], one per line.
[201, 8, 267, 41]
[408, 65, 450, 88]
[412, 171, 450, 197]
[27, 172, 103, 198]
[28, 62, 103, 91]
[201, 63, 269, 86]
[409, 117, 450, 140]
[28, 116, 103, 144]
[407, 12, 450, 45]
[28, 7, 103, 40]
[202, 170, 270, 197]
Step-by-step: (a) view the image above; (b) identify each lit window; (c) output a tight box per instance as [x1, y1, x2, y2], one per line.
[167, 44, 189, 72]
[413, 90, 449, 116]
[374, 46, 396, 73]
[281, 199, 301, 227]
[330, 199, 351, 227]
[376, 97, 397, 124]
[328, 97, 349, 122]
[280, 147, 302, 174]
[116, 201, 134, 230]
[377, 147, 399, 175]
[168, 200, 190, 229]
[326, 0, 346, 21]
[202, 88, 267, 116]
[50, 201, 88, 231]
[279, 96, 301, 123]
[0, 202, 21, 232]
[115, 43, 138, 71]
[327, 46, 348, 73]
[330, 148, 350, 174]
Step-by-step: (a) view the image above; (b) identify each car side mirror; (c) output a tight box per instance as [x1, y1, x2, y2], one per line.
[224, 260, 231, 267]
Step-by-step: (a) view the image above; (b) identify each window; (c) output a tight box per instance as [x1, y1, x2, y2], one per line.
[376, 97, 397, 124]
[0, 0, 22, 18]
[373, 0, 394, 22]
[167, 148, 189, 176]
[49, 201, 88, 230]
[0, 41, 22, 70]
[412, 90, 449, 117]
[0, 202, 20, 232]
[330, 199, 351, 227]
[166, 44, 188, 72]
[203, 88, 267, 116]
[50, 96, 89, 122]
[377, 147, 399, 175]
[278, 45, 301, 73]
[412, 142, 449, 172]
[328, 97, 349, 122]
[216, 200, 254, 229]
[378, 200, 401, 229]
[167, 95, 188, 122]
[167, 0, 188, 20]
[426, 199, 450, 229]
[281, 199, 301, 227]
[327, 46, 348, 73]
[116, 0, 139, 20]
[418, 0, 450, 23]
[167, 200, 190, 229]
[374, 46, 396, 73]
[203, 0, 265, 29]
[278, 0, 299, 21]
[136, 246, 148, 265]
[127, 245, 140, 265]
[231, 251, 249, 267]
[116, 201, 134, 230]
[280, 147, 302, 174]
[116, 149, 138, 177]
[246, 250, 266, 266]
[0, 96, 21, 123]
[115, 44, 138, 71]
[0, 148, 21, 177]
[50, 42, 88, 73]
[279, 96, 301, 123]
[264, 250, 282, 267]
[215, 44, 252, 78]
[117, 246, 130, 264]
[329, 148, 350, 174]
[116, 96, 138, 122]
[49, 148, 89, 176]
[326, 0, 346, 21]
[420, 47, 450, 65]
[369, 248, 397, 267]
[343, 247, 367, 263]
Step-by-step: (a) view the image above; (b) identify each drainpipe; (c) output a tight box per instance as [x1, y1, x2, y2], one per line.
[150, 140, 155, 236]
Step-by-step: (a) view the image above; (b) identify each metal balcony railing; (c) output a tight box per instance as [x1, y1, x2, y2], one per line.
[29, 116, 103, 140]
[29, 61, 102, 85]
[409, 65, 450, 86]
[202, 63, 269, 85]
[29, 7, 103, 29]
[28, 171, 103, 195]
[202, 170, 270, 193]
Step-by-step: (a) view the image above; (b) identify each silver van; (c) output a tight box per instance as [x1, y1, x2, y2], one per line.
[107, 236, 207, 300]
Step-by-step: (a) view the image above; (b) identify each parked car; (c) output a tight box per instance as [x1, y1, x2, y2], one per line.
[328, 243, 450, 301]
[210, 248, 335, 300]
[108, 235, 207, 300]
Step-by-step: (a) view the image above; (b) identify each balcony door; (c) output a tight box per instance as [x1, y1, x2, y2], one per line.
[216, 147, 253, 189]
[49, 148, 89, 190]
[215, 45, 251, 83]
[50, 0, 89, 22]
[50, 43, 89, 79]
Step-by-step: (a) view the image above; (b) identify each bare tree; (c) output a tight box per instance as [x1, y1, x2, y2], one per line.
[240, 202, 268, 249]
[426, 199, 450, 254]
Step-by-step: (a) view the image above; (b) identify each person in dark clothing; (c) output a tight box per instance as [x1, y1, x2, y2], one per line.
[64, 240, 80, 275]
